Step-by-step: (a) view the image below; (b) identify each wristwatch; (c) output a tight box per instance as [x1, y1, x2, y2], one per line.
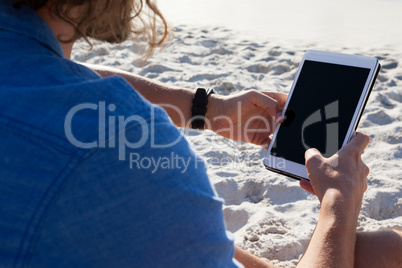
[191, 87, 215, 130]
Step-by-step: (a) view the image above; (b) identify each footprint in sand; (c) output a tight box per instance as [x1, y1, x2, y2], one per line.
[258, 57, 276, 62]
[365, 110, 393, 125]
[242, 218, 306, 261]
[247, 64, 271, 74]
[271, 63, 291, 75]
[247, 63, 290, 75]
[94, 47, 109, 56]
[178, 55, 201, 65]
[377, 74, 388, 82]
[375, 130, 402, 145]
[139, 64, 178, 76]
[265, 183, 309, 205]
[268, 47, 282, 57]
[387, 80, 397, 87]
[364, 190, 402, 220]
[188, 73, 229, 82]
[243, 46, 257, 52]
[238, 180, 268, 204]
[381, 61, 398, 70]
[223, 207, 250, 233]
[199, 39, 218, 48]
[209, 47, 232, 56]
[218, 81, 235, 90]
[215, 171, 239, 177]
[386, 90, 402, 103]
[376, 93, 396, 107]
[214, 179, 244, 205]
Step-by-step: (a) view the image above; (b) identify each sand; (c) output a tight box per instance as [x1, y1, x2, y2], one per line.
[71, 1, 402, 266]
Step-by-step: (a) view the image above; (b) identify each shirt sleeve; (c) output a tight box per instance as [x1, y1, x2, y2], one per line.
[27, 105, 242, 268]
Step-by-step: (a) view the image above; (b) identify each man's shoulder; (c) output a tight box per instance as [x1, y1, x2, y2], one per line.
[0, 71, 170, 156]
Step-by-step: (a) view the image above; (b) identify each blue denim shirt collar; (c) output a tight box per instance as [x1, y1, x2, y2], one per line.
[0, 2, 64, 58]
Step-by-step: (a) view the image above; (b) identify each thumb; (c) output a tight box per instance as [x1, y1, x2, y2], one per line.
[304, 148, 323, 165]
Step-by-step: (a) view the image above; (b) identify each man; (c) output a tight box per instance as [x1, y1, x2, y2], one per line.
[0, 1, 400, 267]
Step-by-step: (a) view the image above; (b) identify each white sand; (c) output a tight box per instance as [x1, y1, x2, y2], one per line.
[158, 0, 402, 50]
[72, 1, 402, 266]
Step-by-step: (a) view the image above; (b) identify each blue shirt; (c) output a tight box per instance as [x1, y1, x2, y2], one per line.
[0, 2, 241, 267]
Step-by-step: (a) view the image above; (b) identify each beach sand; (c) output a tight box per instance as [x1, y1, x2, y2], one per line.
[72, 1, 402, 266]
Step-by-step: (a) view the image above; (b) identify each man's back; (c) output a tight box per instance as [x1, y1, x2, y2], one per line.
[0, 3, 239, 267]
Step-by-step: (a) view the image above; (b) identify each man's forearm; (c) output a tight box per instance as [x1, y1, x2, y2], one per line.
[83, 63, 196, 128]
[297, 192, 359, 268]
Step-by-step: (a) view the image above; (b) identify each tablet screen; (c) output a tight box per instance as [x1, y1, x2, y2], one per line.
[270, 60, 370, 165]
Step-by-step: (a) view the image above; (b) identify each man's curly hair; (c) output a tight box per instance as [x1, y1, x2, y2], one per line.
[13, 0, 169, 57]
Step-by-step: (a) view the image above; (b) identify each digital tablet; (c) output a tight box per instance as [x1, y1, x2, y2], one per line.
[264, 50, 380, 181]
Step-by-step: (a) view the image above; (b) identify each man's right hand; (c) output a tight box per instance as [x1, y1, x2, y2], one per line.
[297, 132, 371, 268]
[300, 132, 370, 219]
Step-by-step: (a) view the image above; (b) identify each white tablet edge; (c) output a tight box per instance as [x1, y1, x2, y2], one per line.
[264, 50, 380, 180]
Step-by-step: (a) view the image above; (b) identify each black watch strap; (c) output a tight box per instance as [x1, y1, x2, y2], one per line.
[191, 87, 214, 130]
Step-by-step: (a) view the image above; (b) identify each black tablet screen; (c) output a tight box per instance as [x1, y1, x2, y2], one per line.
[270, 60, 370, 165]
